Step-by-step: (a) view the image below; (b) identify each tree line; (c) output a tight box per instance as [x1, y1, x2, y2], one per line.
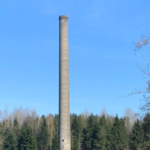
[0, 107, 149, 150]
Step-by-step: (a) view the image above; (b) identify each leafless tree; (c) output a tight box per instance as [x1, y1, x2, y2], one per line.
[123, 108, 137, 135]
[135, 36, 150, 51]
[47, 114, 54, 150]
[99, 107, 108, 118]
[127, 36, 150, 116]
[80, 109, 90, 128]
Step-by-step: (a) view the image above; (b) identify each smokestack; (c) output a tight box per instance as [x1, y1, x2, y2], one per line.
[59, 15, 71, 150]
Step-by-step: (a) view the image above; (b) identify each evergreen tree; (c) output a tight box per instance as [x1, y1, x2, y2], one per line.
[130, 119, 144, 150]
[110, 116, 127, 150]
[13, 117, 20, 138]
[71, 114, 81, 150]
[37, 115, 49, 150]
[9, 119, 12, 130]
[0, 122, 3, 149]
[52, 133, 58, 150]
[13, 117, 18, 127]
[142, 113, 150, 150]
[99, 115, 111, 150]
[84, 114, 95, 150]
[81, 128, 87, 150]
[105, 120, 112, 150]
[99, 115, 107, 127]
[120, 118, 128, 148]
[2, 129, 17, 150]
[92, 122, 107, 150]
[51, 114, 59, 150]
[17, 124, 37, 150]
[53, 114, 59, 133]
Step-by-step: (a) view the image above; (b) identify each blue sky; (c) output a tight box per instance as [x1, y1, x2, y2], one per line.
[0, 0, 150, 117]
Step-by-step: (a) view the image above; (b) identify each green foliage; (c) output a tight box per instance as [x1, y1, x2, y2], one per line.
[71, 114, 81, 150]
[52, 133, 58, 150]
[51, 114, 59, 150]
[130, 119, 144, 150]
[81, 128, 86, 150]
[99, 115, 111, 150]
[0, 122, 4, 149]
[2, 129, 17, 150]
[99, 115, 107, 127]
[83, 114, 95, 150]
[93, 122, 107, 150]
[53, 114, 59, 132]
[142, 113, 150, 150]
[105, 121, 112, 150]
[37, 115, 49, 150]
[110, 115, 127, 150]
[17, 124, 37, 150]
[13, 117, 19, 127]
[13, 117, 20, 138]
[2, 111, 150, 150]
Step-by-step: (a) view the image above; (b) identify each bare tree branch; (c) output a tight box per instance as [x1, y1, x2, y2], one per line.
[135, 36, 150, 51]
[123, 36, 150, 116]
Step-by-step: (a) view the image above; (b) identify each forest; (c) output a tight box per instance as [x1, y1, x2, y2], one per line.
[0, 38, 150, 150]
[0, 107, 149, 150]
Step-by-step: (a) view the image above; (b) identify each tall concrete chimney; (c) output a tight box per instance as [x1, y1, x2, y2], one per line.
[59, 15, 71, 150]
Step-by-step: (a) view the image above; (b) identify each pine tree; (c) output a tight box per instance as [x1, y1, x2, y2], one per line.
[52, 133, 58, 150]
[105, 120, 112, 150]
[142, 113, 150, 150]
[99, 115, 111, 150]
[99, 115, 107, 127]
[81, 128, 86, 150]
[17, 124, 37, 150]
[13, 117, 20, 138]
[2, 129, 17, 150]
[92, 122, 107, 150]
[37, 115, 49, 150]
[110, 116, 127, 150]
[130, 119, 144, 150]
[84, 114, 95, 150]
[51, 114, 59, 150]
[71, 114, 81, 150]
[13, 117, 18, 127]
[0, 122, 3, 149]
[119, 118, 128, 148]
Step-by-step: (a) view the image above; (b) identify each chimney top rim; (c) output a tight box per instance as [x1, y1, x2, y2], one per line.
[59, 15, 68, 19]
